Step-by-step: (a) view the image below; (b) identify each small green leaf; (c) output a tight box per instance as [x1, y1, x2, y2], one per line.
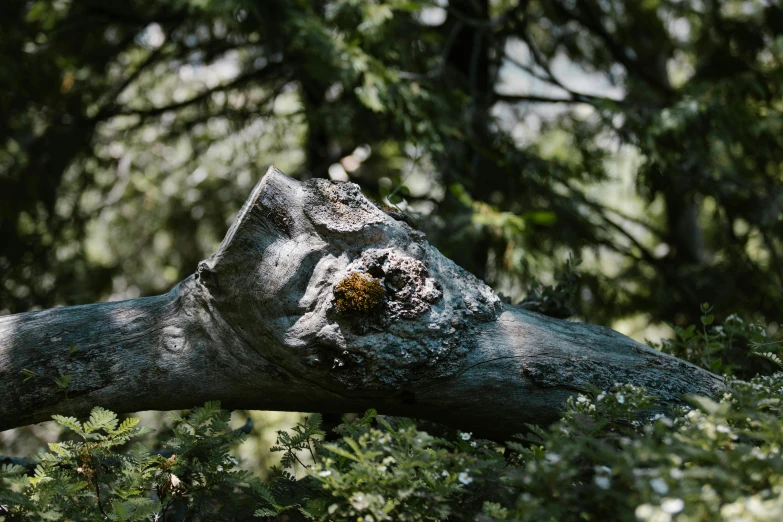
[21, 368, 39, 382]
[52, 415, 83, 434]
[322, 443, 359, 462]
[524, 210, 558, 226]
[85, 407, 118, 433]
[54, 375, 72, 390]
[687, 396, 727, 416]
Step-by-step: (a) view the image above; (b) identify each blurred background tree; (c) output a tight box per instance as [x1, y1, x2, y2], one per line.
[2, 0, 783, 461]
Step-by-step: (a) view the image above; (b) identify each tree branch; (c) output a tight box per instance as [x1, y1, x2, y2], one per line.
[110, 62, 289, 120]
[0, 168, 725, 440]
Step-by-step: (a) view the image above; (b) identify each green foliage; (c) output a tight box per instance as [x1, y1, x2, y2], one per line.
[1, 307, 781, 520]
[517, 255, 582, 319]
[6, 309, 783, 521]
[651, 303, 780, 378]
[4, 0, 783, 335]
[0, 403, 272, 521]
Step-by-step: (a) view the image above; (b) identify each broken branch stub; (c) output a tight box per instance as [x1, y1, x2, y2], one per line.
[0, 167, 724, 438]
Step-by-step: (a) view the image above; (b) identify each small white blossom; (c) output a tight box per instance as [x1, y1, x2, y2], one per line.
[751, 448, 767, 460]
[661, 498, 684, 514]
[458, 472, 473, 485]
[382, 456, 396, 465]
[350, 492, 368, 511]
[597, 392, 606, 401]
[577, 395, 589, 404]
[594, 476, 611, 489]
[318, 470, 332, 477]
[545, 453, 562, 464]
[470, 441, 477, 448]
[617, 394, 626, 404]
[441, 470, 449, 477]
[460, 432, 472, 441]
[216, 465, 223, 472]
[635, 504, 655, 519]
[650, 477, 669, 495]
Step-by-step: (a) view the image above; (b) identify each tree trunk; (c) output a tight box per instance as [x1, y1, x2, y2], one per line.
[0, 167, 723, 439]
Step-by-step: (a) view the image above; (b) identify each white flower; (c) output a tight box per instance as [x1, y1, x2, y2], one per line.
[577, 395, 588, 404]
[364, 516, 375, 522]
[597, 392, 606, 401]
[650, 477, 669, 495]
[458, 472, 473, 485]
[616, 394, 626, 404]
[594, 476, 611, 489]
[751, 448, 767, 460]
[441, 470, 449, 477]
[216, 465, 223, 472]
[635, 504, 655, 519]
[470, 441, 477, 448]
[382, 456, 396, 465]
[545, 453, 562, 464]
[661, 498, 684, 514]
[318, 470, 332, 477]
[716, 424, 731, 434]
[350, 492, 369, 511]
[460, 432, 472, 441]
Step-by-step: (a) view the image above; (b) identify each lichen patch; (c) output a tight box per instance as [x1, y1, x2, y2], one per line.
[339, 249, 443, 321]
[334, 273, 385, 313]
[304, 180, 387, 233]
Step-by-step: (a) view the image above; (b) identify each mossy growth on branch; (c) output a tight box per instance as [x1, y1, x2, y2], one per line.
[334, 272, 385, 313]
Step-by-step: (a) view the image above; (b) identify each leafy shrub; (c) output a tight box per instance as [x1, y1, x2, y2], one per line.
[651, 302, 777, 378]
[3, 309, 783, 521]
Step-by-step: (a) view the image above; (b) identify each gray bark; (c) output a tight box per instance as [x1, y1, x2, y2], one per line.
[0, 167, 723, 439]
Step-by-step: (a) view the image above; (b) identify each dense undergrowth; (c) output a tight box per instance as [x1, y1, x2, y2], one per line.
[2, 306, 783, 521]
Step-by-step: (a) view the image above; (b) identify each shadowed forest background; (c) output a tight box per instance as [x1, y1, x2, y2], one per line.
[2, 0, 783, 473]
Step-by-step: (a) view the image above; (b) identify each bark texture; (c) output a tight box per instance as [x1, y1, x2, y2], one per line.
[0, 167, 724, 439]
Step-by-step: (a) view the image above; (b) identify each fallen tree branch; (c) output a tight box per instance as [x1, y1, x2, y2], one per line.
[0, 168, 724, 439]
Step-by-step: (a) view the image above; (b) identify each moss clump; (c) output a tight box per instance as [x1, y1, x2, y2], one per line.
[334, 272, 385, 313]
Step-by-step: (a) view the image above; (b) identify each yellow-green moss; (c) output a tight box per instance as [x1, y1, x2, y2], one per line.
[334, 272, 385, 313]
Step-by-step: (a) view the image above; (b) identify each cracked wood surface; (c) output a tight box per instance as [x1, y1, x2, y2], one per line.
[0, 167, 724, 439]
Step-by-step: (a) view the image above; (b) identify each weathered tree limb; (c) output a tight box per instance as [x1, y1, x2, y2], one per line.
[0, 168, 724, 439]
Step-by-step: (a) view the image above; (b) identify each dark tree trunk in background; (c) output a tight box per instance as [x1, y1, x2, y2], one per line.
[438, 0, 497, 282]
